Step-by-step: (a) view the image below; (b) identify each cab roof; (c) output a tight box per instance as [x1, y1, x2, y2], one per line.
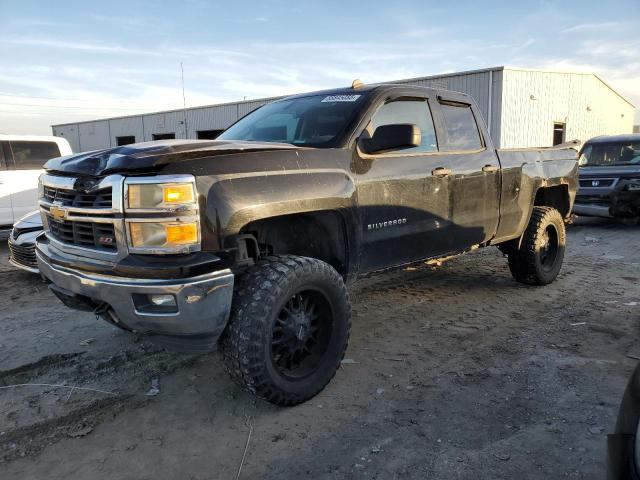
[280, 83, 471, 102]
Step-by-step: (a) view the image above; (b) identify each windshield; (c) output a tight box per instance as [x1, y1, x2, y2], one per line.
[580, 141, 640, 167]
[217, 93, 369, 148]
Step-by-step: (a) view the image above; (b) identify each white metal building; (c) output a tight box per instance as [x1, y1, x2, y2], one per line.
[52, 66, 635, 152]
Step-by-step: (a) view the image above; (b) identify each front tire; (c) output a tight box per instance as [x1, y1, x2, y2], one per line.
[507, 206, 566, 285]
[220, 255, 351, 406]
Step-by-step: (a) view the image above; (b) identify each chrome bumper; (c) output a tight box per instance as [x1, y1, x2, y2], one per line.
[36, 241, 234, 343]
[572, 203, 612, 218]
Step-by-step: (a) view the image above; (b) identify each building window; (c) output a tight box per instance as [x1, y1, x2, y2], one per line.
[152, 133, 176, 140]
[197, 129, 224, 140]
[116, 135, 136, 146]
[553, 123, 566, 146]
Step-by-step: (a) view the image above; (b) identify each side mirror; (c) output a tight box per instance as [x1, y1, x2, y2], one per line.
[361, 124, 421, 155]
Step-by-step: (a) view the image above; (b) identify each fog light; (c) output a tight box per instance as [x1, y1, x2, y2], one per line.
[150, 294, 176, 307]
[132, 293, 179, 314]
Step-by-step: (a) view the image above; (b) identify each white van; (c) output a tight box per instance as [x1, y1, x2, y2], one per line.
[0, 135, 72, 226]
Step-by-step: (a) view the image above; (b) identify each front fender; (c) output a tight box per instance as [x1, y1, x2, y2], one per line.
[202, 170, 357, 237]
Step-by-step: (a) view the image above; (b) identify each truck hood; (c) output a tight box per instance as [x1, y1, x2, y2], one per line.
[44, 139, 306, 176]
[579, 165, 640, 178]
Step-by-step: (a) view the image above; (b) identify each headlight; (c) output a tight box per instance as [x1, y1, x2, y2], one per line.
[128, 221, 200, 250]
[124, 176, 200, 253]
[627, 182, 640, 192]
[127, 182, 196, 210]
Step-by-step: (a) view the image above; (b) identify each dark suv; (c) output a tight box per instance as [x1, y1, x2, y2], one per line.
[574, 134, 640, 221]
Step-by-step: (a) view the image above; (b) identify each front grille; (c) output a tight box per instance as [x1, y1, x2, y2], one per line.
[9, 242, 38, 270]
[43, 185, 112, 208]
[47, 217, 117, 251]
[579, 178, 615, 188]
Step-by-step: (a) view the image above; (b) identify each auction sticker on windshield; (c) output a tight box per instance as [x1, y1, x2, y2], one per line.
[321, 95, 361, 102]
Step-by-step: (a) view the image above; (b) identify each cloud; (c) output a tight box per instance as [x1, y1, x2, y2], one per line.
[5, 37, 166, 56]
[86, 13, 152, 28]
[561, 21, 622, 33]
[1, 4, 639, 135]
[232, 17, 269, 24]
[401, 28, 442, 38]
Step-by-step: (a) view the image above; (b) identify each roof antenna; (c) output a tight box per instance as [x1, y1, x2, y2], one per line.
[352, 79, 364, 89]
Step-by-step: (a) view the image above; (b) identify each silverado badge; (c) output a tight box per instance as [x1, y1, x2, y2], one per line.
[367, 218, 407, 231]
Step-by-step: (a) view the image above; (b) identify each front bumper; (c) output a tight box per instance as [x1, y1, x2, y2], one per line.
[572, 202, 612, 218]
[36, 238, 234, 348]
[8, 231, 40, 273]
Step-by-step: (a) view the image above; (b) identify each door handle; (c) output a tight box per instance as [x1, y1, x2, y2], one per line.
[482, 164, 499, 173]
[431, 167, 452, 177]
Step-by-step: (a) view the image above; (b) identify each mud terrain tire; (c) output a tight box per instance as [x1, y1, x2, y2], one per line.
[507, 206, 566, 286]
[220, 255, 351, 406]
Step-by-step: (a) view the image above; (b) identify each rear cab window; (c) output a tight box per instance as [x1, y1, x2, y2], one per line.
[438, 101, 484, 151]
[368, 98, 438, 154]
[9, 141, 61, 170]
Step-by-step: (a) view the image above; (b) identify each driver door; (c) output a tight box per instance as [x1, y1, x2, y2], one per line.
[354, 96, 455, 272]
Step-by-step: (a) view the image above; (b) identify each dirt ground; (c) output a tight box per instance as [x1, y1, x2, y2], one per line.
[0, 217, 639, 480]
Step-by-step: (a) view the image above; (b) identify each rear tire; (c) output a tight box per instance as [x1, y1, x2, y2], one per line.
[507, 206, 566, 285]
[220, 255, 351, 406]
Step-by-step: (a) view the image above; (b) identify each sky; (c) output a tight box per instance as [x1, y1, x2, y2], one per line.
[0, 0, 638, 135]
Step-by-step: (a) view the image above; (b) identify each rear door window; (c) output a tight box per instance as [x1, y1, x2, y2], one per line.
[439, 102, 483, 151]
[9, 141, 61, 170]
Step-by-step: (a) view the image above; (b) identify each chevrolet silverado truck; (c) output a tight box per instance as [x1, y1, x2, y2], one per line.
[35, 83, 578, 405]
[574, 134, 640, 222]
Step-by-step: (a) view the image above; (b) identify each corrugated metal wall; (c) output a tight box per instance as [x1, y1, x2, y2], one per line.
[51, 70, 503, 151]
[500, 69, 635, 148]
[185, 99, 272, 137]
[51, 68, 634, 152]
[109, 116, 144, 145]
[51, 124, 81, 153]
[142, 111, 187, 140]
[396, 68, 503, 146]
[77, 120, 110, 151]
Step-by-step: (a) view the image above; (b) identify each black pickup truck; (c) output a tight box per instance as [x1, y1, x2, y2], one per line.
[36, 83, 578, 405]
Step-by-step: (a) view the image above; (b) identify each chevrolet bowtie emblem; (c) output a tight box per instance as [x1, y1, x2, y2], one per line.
[50, 205, 69, 220]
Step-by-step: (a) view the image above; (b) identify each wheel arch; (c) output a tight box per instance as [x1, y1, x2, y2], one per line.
[227, 210, 353, 277]
[534, 184, 572, 219]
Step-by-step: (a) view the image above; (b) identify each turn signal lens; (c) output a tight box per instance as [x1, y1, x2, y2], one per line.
[163, 184, 194, 204]
[128, 221, 200, 249]
[165, 223, 198, 245]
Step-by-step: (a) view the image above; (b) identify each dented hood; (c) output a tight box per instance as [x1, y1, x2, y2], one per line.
[44, 139, 305, 176]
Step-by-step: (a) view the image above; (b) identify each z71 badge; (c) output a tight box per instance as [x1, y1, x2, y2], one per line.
[367, 218, 407, 230]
